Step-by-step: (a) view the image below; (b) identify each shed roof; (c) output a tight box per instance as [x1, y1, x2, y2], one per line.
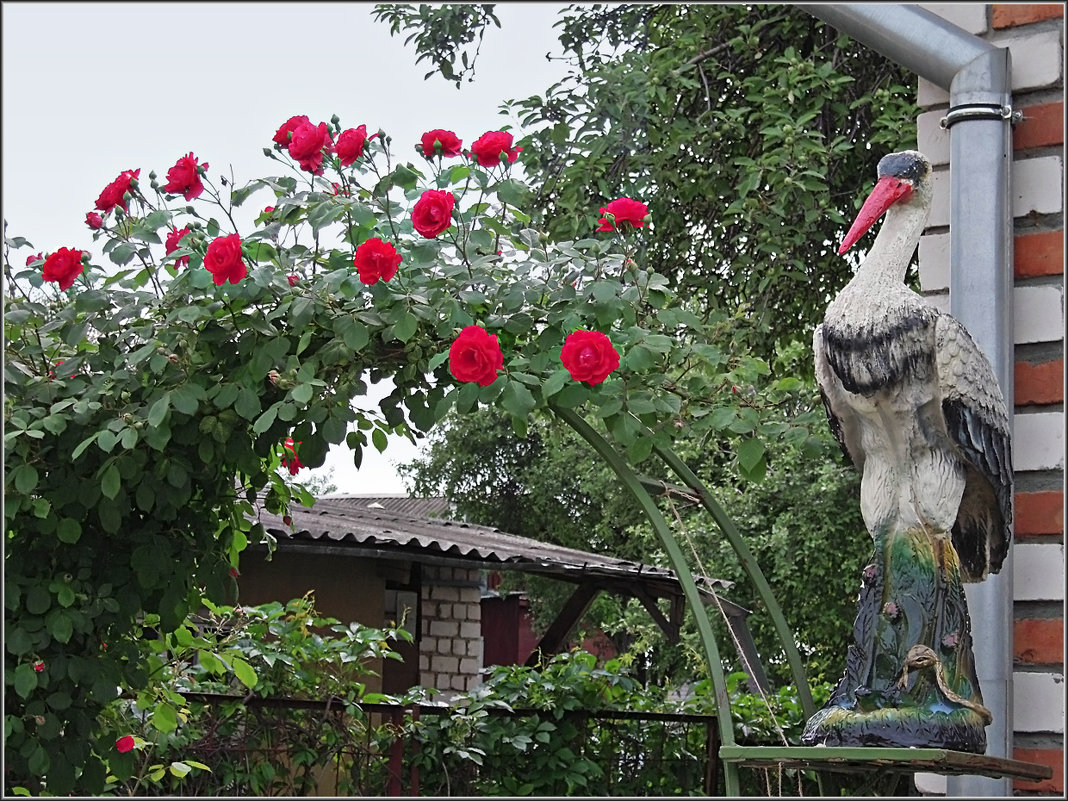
[254, 497, 732, 598]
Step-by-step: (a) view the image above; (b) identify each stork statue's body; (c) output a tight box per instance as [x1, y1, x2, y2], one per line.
[803, 151, 1012, 752]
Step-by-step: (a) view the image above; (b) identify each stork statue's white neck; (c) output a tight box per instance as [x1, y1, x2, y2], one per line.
[854, 195, 931, 289]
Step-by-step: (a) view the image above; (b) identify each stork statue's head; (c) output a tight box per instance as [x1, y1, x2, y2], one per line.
[838, 150, 933, 255]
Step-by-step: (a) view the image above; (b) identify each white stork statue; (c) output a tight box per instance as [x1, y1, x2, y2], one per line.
[803, 150, 1013, 752]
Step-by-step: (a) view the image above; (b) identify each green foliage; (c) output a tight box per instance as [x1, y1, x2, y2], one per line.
[377, 2, 917, 360]
[372, 3, 501, 87]
[97, 595, 413, 796]
[5, 105, 819, 793]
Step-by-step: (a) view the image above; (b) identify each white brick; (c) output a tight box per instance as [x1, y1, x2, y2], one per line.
[917, 109, 951, 165]
[914, 771, 947, 795]
[921, 4, 988, 36]
[1013, 412, 1065, 471]
[929, 167, 951, 228]
[1012, 671, 1065, 733]
[430, 654, 458, 674]
[429, 620, 458, 638]
[430, 585, 460, 602]
[1013, 543, 1065, 601]
[1014, 284, 1064, 345]
[918, 76, 949, 109]
[1013, 156, 1063, 218]
[459, 657, 481, 675]
[1000, 30, 1064, 92]
[460, 621, 482, 639]
[923, 291, 951, 314]
[919, 232, 951, 291]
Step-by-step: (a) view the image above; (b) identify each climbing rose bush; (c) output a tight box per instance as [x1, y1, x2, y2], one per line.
[4, 108, 809, 796]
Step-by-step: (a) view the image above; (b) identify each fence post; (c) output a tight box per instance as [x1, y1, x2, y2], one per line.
[409, 706, 420, 795]
[387, 708, 403, 795]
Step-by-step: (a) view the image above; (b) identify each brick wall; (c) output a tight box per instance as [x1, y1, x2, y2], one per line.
[418, 565, 484, 697]
[918, 4, 1065, 795]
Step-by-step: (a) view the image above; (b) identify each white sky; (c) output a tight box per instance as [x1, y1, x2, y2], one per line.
[2, 2, 569, 494]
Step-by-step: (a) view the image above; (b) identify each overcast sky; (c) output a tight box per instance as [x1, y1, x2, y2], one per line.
[3, 2, 569, 494]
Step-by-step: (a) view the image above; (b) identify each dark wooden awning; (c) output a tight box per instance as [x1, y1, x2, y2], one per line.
[252, 496, 769, 692]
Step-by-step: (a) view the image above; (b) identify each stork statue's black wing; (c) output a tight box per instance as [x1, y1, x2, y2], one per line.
[813, 323, 865, 470]
[935, 314, 1013, 581]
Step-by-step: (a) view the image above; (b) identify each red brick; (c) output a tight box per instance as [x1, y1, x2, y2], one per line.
[1013, 747, 1064, 793]
[1016, 359, 1064, 405]
[1016, 491, 1064, 537]
[1014, 618, 1065, 665]
[994, 4, 1064, 28]
[1015, 230, 1064, 279]
[1013, 102, 1065, 150]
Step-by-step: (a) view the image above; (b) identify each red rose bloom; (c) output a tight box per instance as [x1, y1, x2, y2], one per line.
[33, 661, 44, 672]
[354, 237, 402, 285]
[596, 197, 649, 231]
[203, 233, 246, 286]
[272, 114, 310, 147]
[165, 226, 192, 268]
[281, 437, 303, 475]
[85, 212, 103, 230]
[26, 252, 43, 266]
[336, 125, 370, 166]
[420, 129, 463, 158]
[448, 325, 503, 387]
[411, 190, 455, 238]
[95, 168, 140, 213]
[163, 153, 208, 201]
[469, 130, 522, 167]
[560, 329, 620, 385]
[287, 121, 332, 174]
[41, 247, 85, 291]
[115, 736, 135, 754]
[287, 274, 300, 286]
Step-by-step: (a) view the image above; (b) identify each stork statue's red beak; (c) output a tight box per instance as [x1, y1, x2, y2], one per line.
[838, 175, 914, 255]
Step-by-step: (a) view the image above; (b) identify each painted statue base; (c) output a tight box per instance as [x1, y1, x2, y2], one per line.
[802, 525, 991, 754]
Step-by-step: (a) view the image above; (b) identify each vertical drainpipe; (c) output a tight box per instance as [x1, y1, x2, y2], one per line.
[805, 6, 1015, 796]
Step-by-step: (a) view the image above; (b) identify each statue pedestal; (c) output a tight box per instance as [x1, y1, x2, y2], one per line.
[802, 525, 989, 753]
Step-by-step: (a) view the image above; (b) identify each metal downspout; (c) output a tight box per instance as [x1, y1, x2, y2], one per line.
[805, 6, 1015, 796]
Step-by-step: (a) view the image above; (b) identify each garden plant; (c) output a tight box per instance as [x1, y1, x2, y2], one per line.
[4, 108, 825, 795]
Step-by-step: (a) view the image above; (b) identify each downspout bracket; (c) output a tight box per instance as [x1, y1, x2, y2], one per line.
[940, 103, 1017, 129]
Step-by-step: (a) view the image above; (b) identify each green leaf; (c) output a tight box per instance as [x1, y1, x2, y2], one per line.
[391, 312, 418, 343]
[49, 613, 73, 644]
[148, 394, 171, 428]
[14, 663, 38, 699]
[56, 518, 81, 545]
[152, 703, 178, 733]
[291, 383, 313, 405]
[737, 437, 766, 475]
[100, 464, 121, 500]
[230, 656, 258, 690]
[500, 380, 536, 419]
[12, 464, 38, 494]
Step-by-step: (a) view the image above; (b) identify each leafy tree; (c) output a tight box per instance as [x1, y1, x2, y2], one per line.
[374, 2, 918, 360]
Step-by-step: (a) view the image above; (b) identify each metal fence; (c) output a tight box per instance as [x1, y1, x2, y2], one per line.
[165, 693, 720, 796]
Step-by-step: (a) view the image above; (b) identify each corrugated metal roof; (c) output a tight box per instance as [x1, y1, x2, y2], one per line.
[254, 498, 731, 596]
[316, 494, 452, 518]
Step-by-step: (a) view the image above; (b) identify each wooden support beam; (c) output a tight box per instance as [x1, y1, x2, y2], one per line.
[523, 582, 601, 667]
[632, 584, 679, 640]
